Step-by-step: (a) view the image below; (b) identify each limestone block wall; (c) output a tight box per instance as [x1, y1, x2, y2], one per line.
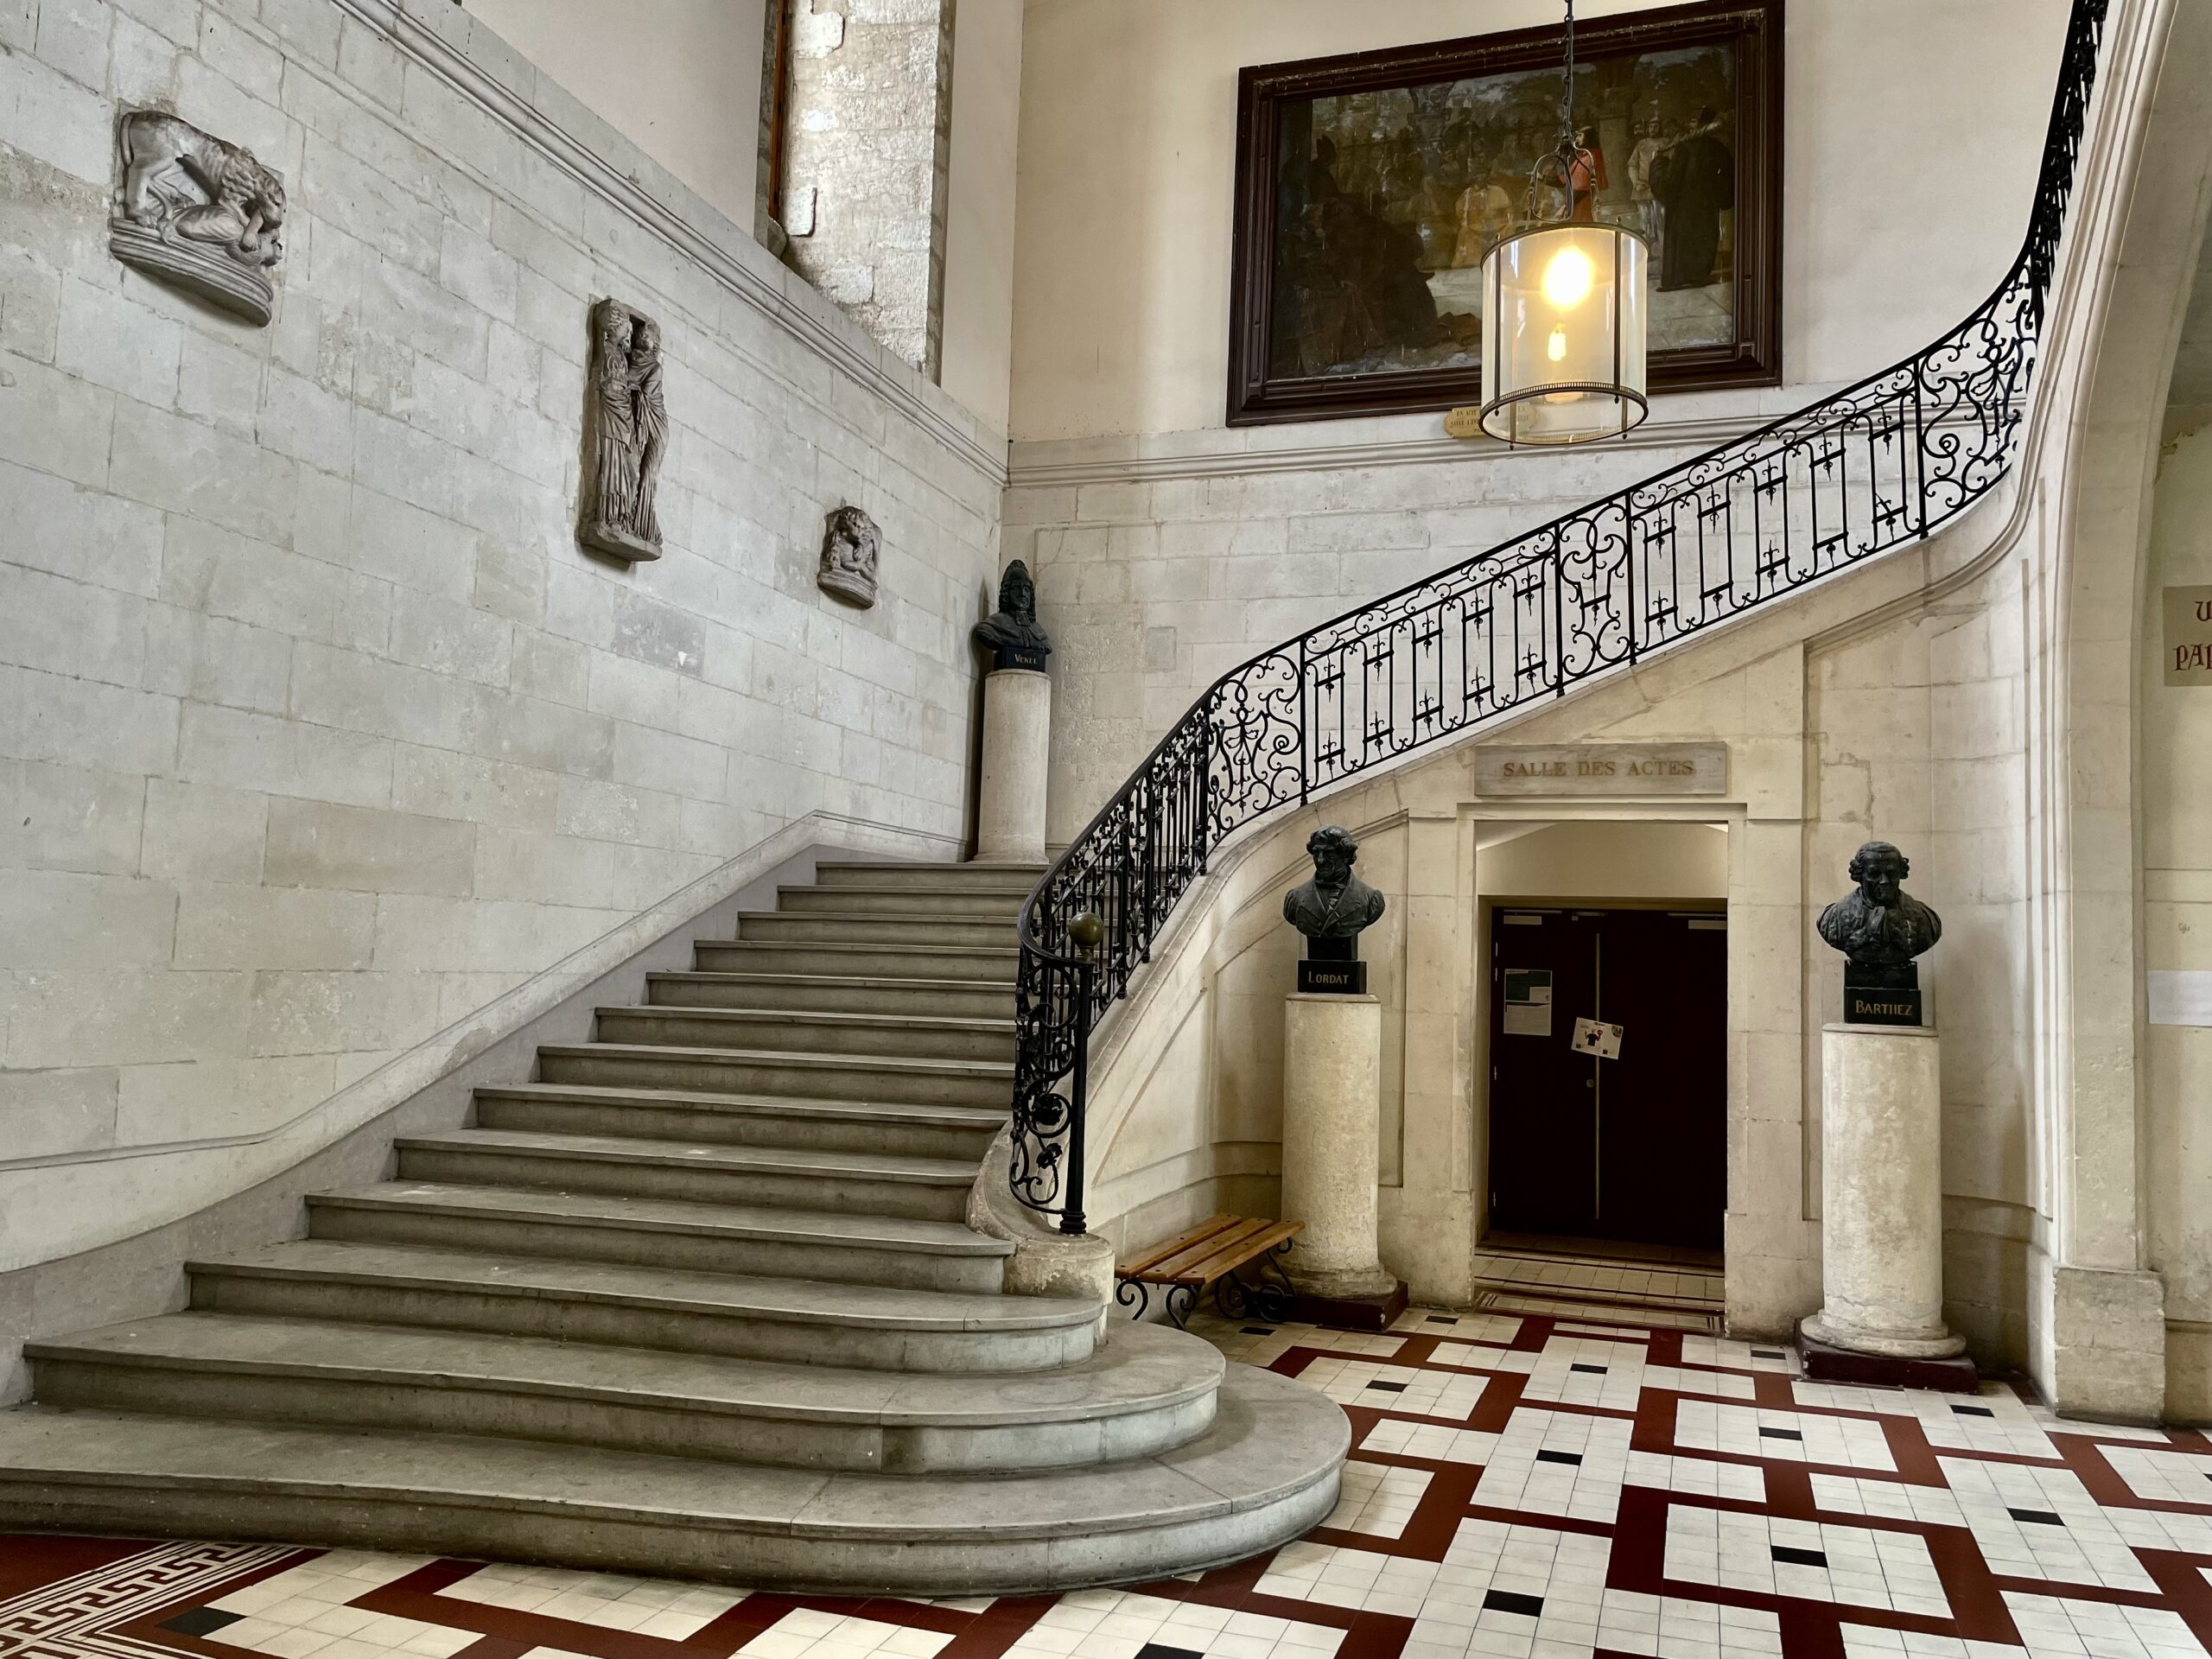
[0, 0, 1007, 1270]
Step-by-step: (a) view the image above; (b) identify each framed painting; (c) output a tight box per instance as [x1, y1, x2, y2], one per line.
[1226, 0, 1783, 426]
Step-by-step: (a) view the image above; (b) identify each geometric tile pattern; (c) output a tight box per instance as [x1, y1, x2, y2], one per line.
[4, 1300, 2212, 1659]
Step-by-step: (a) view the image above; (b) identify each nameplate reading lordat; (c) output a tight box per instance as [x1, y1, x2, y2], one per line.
[1471, 742, 1728, 796]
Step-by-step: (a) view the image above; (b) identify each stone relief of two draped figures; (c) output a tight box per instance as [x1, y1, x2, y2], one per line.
[579, 297, 668, 563]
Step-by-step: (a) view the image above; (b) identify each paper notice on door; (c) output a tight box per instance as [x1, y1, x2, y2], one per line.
[1503, 969, 1553, 1035]
[1571, 1016, 1624, 1059]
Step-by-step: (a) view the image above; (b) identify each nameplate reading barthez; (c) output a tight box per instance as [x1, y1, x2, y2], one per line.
[1471, 742, 1727, 796]
[2166, 586, 2212, 686]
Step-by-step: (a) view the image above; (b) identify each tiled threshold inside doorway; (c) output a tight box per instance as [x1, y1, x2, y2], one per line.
[1473, 1232, 1725, 1332]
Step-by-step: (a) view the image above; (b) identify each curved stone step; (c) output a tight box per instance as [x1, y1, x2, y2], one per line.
[308, 1184, 1012, 1293]
[736, 912, 1012, 948]
[593, 1005, 1015, 1063]
[189, 1242, 1099, 1371]
[647, 971, 1014, 1020]
[777, 886, 1025, 920]
[0, 1363, 1344, 1594]
[537, 1043, 1012, 1109]
[397, 1129, 977, 1223]
[28, 1318, 1218, 1474]
[473, 1084, 1004, 1160]
[693, 940, 1020, 982]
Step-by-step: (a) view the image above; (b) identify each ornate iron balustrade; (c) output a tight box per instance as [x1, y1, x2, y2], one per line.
[1010, 0, 2110, 1235]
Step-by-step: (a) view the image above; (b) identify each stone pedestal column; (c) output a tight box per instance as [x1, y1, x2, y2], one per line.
[1803, 1022, 1967, 1362]
[975, 668, 1050, 864]
[1281, 993, 1403, 1325]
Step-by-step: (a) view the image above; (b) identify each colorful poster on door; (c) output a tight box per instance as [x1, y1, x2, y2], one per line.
[1572, 1016, 1624, 1059]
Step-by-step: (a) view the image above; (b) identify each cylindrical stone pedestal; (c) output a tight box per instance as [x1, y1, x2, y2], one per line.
[975, 668, 1050, 864]
[1802, 1022, 1965, 1359]
[1281, 992, 1397, 1301]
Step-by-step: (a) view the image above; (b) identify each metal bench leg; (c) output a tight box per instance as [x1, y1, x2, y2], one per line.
[1165, 1283, 1199, 1329]
[1115, 1277, 1149, 1320]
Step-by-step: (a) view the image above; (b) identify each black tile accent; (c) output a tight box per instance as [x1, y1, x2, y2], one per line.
[1569, 1363, 1608, 1374]
[1482, 1590, 1545, 1618]
[1365, 1380, 1408, 1393]
[1952, 1403, 1996, 1417]
[1241, 1327, 1276, 1336]
[2009, 1508, 2066, 1527]
[1427, 1315, 1459, 1325]
[1752, 1349, 1787, 1360]
[1758, 1427, 1804, 1441]
[1771, 1546, 1827, 1568]
[161, 1610, 245, 1637]
[1137, 1646, 1206, 1659]
[1535, 1449, 1584, 1466]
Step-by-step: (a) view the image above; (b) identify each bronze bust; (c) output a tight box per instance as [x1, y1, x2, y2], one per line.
[973, 560, 1052, 667]
[1283, 826, 1386, 957]
[1818, 840, 1942, 988]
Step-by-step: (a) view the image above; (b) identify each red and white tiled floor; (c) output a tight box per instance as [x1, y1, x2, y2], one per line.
[5, 1300, 2212, 1659]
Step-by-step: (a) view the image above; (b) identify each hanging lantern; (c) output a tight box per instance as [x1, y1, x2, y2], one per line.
[1475, 0, 1649, 446]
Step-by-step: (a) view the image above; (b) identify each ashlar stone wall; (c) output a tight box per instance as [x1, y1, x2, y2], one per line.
[0, 0, 1006, 1271]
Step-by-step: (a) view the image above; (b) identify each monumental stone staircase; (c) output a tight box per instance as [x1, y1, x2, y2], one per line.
[0, 860, 1345, 1593]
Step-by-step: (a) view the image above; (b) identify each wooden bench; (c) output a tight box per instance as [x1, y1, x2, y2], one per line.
[1115, 1214, 1305, 1328]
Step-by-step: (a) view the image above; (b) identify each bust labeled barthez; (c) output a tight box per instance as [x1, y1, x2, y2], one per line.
[1284, 826, 1387, 949]
[1818, 840, 1942, 988]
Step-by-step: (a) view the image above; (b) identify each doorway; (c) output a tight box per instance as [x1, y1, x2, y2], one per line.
[1485, 905, 1726, 1250]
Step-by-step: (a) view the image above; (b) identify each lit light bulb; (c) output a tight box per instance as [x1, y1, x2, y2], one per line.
[1541, 245, 1593, 309]
[1548, 326, 1568, 363]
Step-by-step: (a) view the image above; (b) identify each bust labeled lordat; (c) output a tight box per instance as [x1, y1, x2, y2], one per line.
[973, 560, 1052, 670]
[1817, 840, 1942, 989]
[1284, 826, 1388, 955]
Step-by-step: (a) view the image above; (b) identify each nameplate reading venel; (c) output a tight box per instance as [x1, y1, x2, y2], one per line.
[1471, 742, 1728, 796]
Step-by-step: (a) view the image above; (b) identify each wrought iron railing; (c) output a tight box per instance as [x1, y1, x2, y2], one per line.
[1010, 0, 2110, 1234]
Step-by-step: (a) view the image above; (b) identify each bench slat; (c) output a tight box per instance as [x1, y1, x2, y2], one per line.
[1117, 1214, 1236, 1276]
[1160, 1219, 1304, 1287]
[1139, 1217, 1275, 1282]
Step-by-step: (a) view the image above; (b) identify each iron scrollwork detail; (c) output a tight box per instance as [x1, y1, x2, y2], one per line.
[1009, 0, 2110, 1235]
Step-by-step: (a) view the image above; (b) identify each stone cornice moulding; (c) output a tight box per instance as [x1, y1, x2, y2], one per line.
[1001, 390, 2034, 490]
[331, 0, 1010, 487]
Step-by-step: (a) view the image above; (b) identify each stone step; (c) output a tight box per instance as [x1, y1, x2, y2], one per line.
[594, 1004, 1015, 1063]
[536, 1043, 1012, 1110]
[474, 1084, 1004, 1160]
[0, 1364, 1344, 1594]
[735, 912, 1014, 949]
[814, 861, 1046, 894]
[647, 971, 1014, 1020]
[27, 1317, 1218, 1475]
[693, 940, 1020, 982]
[308, 1184, 1012, 1294]
[396, 1129, 976, 1224]
[777, 886, 1025, 921]
[189, 1242, 1098, 1372]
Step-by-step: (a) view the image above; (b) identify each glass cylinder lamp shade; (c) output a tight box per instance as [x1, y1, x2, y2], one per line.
[1478, 222, 1649, 445]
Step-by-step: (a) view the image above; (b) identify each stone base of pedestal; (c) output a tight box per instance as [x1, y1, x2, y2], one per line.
[975, 669, 1050, 865]
[1796, 1328, 1980, 1394]
[1289, 1278, 1409, 1333]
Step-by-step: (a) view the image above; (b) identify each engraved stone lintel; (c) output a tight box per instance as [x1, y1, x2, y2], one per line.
[817, 505, 880, 607]
[1471, 741, 1728, 795]
[109, 111, 286, 326]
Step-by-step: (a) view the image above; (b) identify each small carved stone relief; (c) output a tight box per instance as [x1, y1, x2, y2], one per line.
[110, 111, 287, 325]
[579, 297, 667, 563]
[817, 505, 880, 607]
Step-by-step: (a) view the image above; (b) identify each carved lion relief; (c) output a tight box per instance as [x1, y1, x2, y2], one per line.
[111, 111, 287, 325]
[817, 505, 880, 607]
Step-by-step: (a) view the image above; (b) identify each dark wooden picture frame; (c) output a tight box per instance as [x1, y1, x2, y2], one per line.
[1227, 0, 1783, 427]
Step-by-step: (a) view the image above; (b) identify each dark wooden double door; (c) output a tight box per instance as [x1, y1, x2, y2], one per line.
[1486, 906, 1726, 1250]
